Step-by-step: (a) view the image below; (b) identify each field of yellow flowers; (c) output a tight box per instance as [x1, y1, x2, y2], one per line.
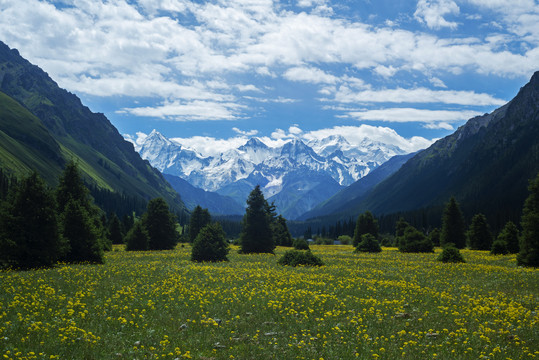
[1, 245, 537, 360]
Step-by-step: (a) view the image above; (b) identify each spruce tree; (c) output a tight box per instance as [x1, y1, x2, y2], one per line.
[61, 199, 104, 263]
[191, 223, 229, 262]
[240, 185, 274, 254]
[144, 197, 179, 250]
[497, 221, 520, 254]
[440, 197, 466, 248]
[189, 205, 211, 243]
[125, 221, 149, 251]
[517, 173, 539, 267]
[0, 172, 66, 268]
[353, 211, 379, 247]
[57, 161, 105, 262]
[56, 161, 92, 213]
[107, 213, 124, 245]
[467, 213, 493, 250]
[273, 215, 293, 247]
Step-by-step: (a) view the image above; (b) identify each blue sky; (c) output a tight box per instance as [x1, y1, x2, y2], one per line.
[0, 0, 537, 155]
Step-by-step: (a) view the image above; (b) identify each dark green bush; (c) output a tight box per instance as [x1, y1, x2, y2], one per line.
[355, 234, 382, 253]
[278, 250, 323, 267]
[437, 244, 465, 263]
[491, 240, 508, 255]
[293, 238, 310, 250]
[399, 226, 434, 253]
[191, 223, 229, 262]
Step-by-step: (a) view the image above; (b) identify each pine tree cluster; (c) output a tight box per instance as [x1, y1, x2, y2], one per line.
[0, 162, 107, 268]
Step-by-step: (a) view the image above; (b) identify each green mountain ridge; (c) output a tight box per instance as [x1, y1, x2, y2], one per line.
[322, 71, 539, 230]
[0, 41, 186, 214]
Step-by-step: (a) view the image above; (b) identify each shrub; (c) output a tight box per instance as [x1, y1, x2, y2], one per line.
[399, 226, 434, 253]
[437, 243, 465, 263]
[491, 240, 508, 255]
[497, 221, 520, 254]
[191, 223, 229, 262]
[337, 235, 352, 245]
[314, 237, 333, 245]
[125, 221, 149, 251]
[428, 228, 441, 247]
[355, 234, 382, 253]
[278, 250, 324, 267]
[293, 238, 310, 250]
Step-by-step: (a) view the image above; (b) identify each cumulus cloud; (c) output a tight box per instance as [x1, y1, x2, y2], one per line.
[232, 127, 259, 136]
[118, 100, 245, 121]
[301, 125, 434, 153]
[414, 0, 460, 30]
[140, 124, 435, 156]
[333, 87, 506, 106]
[283, 66, 339, 84]
[0, 0, 535, 128]
[347, 108, 480, 124]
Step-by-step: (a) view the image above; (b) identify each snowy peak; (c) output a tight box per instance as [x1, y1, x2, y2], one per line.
[239, 137, 268, 150]
[238, 137, 274, 165]
[133, 131, 411, 197]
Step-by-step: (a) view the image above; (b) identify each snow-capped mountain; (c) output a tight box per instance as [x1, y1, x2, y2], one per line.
[132, 130, 409, 219]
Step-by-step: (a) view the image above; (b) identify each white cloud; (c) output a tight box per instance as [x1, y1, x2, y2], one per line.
[169, 135, 251, 157]
[347, 108, 480, 123]
[429, 76, 448, 88]
[232, 127, 259, 136]
[166, 124, 436, 155]
[289, 125, 303, 135]
[333, 87, 506, 106]
[118, 100, 245, 121]
[283, 66, 338, 84]
[414, 0, 460, 30]
[302, 125, 434, 153]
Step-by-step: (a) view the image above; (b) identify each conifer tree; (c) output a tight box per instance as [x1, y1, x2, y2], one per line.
[56, 161, 105, 262]
[273, 215, 293, 247]
[517, 173, 539, 267]
[125, 220, 149, 251]
[189, 205, 211, 243]
[107, 213, 124, 245]
[440, 197, 466, 248]
[240, 185, 274, 253]
[56, 161, 93, 213]
[191, 222, 229, 262]
[61, 199, 104, 263]
[144, 197, 179, 250]
[467, 213, 493, 250]
[496, 221, 520, 254]
[353, 211, 379, 247]
[0, 172, 66, 268]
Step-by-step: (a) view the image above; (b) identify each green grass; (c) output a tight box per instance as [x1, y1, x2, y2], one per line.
[0, 246, 537, 360]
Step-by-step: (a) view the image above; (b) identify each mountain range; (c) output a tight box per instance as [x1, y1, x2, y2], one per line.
[0, 41, 186, 216]
[133, 130, 409, 218]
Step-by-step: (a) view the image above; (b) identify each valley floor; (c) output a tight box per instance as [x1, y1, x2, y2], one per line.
[0, 245, 537, 359]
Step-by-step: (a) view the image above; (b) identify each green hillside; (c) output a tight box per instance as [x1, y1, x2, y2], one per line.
[0, 41, 186, 214]
[0, 91, 64, 183]
[332, 71, 539, 229]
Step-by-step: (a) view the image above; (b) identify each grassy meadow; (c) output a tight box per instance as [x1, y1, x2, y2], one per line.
[0, 245, 537, 360]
